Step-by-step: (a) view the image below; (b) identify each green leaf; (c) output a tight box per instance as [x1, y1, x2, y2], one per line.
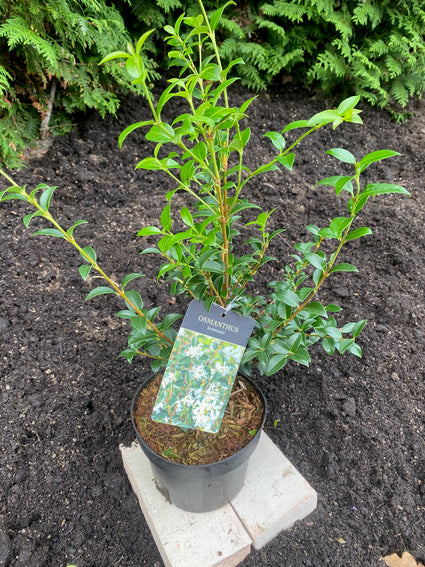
[318, 226, 337, 239]
[80, 246, 97, 263]
[326, 148, 356, 164]
[270, 340, 290, 355]
[199, 63, 221, 82]
[180, 160, 195, 182]
[348, 342, 362, 357]
[276, 290, 299, 307]
[230, 128, 251, 153]
[156, 84, 178, 118]
[338, 338, 355, 354]
[23, 210, 44, 227]
[192, 141, 208, 162]
[135, 29, 155, 54]
[99, 51, 129, 65]
[157, 262, 175, 279]
[307, 110, 340, 126]
[137, 226, 163, 236]
[118, 120, 154, 148]
[116, 309, 136, 319]
[240, 127, 251, 147]
[282, 119, 309, 132]
[39, 186, 57, 210]
[276, 153, 295, 171]
[161, 156, 180, 169]
[184, 15, 204, 28]
[174, 12, 185, 35]
[337, 95, 360, 115]
[326, 304, 342, 312]
[136, 157, 164, 171]
[347, 114, 362, 125]
[161, 204, 172, 231]
[146, 123, 175, 143]
[23, 213, 35, 228]
[266, 354, 287, 376]
[329, 263, 358, 274]
[180, 207, 193, 227]
[163, 25, 175, 35]
[86, 287, 116, 300]
[32, 228, 65, 239]
[353, 319, 367, 338]
[201, 260, 223, 273]
[264, 131, 285, 151]
[160, 313, 182, 329]
[329, 216, 351, 239]
[335, 176, 354, 196]
[1, 192, 29, 202]
[210, 1, 236, 30]
[304, 252, 325, 270]
[79, 264, 91, 281]
[346, 227, 372, 241]
[122, 273, 144, 289]
[130, 315, 147, 334]
[125, 289, 144, 311]
[118, 348, 136, 363]
[358, 150, 400, 173]
[126, 55, 143, 80]
[252, 163, 280, 176]
[362, 183, 410, 197]
[313, 268, 323, 286]
[348, 194, 369, 214]
[302, 301, 328, 317]
[140, 247, 161, 255]
[67, 220, 88, 237]
[240, 96, 257, 113]
[322, 337, 335, 355]
[325, 326, 342, 340]
[306, 224, 320, 236]
[289, 348, 310, 366]
[341, 322, 356, 333]
[316, 175, 343, 188]
[220, 59, 243, 79]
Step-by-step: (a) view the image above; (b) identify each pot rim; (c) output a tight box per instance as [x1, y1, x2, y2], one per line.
[131, 372, 266, 470]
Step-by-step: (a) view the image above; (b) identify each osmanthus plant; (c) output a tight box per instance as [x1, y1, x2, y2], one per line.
[0, 1, 410, 377]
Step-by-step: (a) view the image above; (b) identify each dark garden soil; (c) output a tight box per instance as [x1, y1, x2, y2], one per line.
[1, 81, 424, 567]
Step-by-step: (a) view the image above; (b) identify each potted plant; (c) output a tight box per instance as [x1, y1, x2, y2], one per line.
[0, 0, 409, 513]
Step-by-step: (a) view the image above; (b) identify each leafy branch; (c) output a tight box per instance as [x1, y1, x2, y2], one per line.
[0, 1, 411, 377]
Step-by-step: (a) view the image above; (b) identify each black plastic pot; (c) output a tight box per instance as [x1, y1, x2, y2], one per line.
[131, 374, 266, 513]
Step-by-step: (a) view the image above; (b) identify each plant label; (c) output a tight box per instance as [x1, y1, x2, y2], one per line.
[151, 300, 255, 433]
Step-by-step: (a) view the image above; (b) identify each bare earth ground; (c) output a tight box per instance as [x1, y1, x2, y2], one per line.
[0, 81, 424, 567]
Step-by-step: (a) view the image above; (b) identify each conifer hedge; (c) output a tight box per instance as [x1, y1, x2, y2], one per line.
[0, 0, 159, 168]
[1, 0, 425, 168]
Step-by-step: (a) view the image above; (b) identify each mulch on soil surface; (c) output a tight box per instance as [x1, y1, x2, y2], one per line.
[0, 81, 424, 567]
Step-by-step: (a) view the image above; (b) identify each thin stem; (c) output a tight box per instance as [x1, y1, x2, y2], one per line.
[43, 211, 173, 346]
[0, 169, 16, 186]
[197, 0, 228, 108]
[206, 134, 230, 297]
[0, 172, 173, 346]
[240, 124, 322, 192]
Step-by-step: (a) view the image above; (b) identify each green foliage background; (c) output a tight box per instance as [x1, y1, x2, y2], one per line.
[0, 0, 159, 168]
[1, 0, 425, 168]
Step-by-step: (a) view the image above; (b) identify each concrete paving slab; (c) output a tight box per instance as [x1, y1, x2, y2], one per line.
[120, 431, 317, 566]
[230, 431, 317, 549]
[121, 442, 252, 567]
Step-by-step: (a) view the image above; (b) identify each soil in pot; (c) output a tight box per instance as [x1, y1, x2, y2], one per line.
[133, 374, 265, 465]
